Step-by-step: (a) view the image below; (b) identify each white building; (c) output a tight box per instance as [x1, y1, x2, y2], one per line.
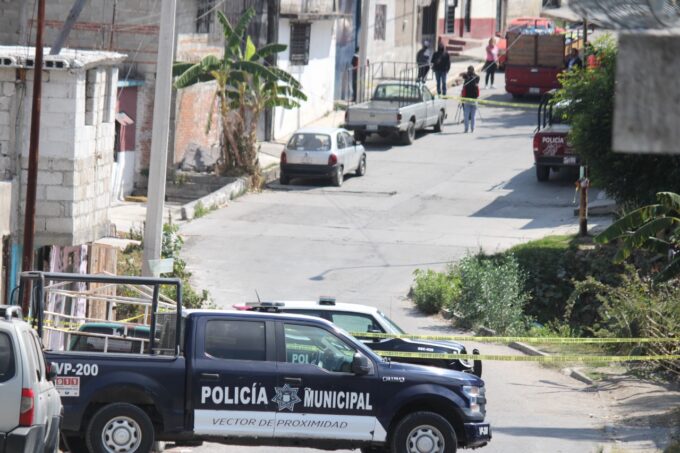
[274, 1, 341, 139]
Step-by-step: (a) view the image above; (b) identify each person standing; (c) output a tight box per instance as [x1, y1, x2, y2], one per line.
[460, 65, 480, 133]
[566, 48, 583, 70]
[351, 47, 360, 101]
[431, 43, 451, 96]
[416, 40, 432, 83]
[483, 37, 499, 88]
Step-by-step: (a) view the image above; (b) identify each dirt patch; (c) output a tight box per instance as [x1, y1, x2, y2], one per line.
[593, 371, 680, 452]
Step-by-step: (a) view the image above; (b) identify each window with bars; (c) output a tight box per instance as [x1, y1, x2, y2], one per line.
[290, 22, 311, 66]
[196, 0, 216, 33]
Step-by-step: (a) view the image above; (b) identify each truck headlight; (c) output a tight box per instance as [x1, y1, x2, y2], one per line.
[463, 386, 480, 412]
[463, 385, 480, 397]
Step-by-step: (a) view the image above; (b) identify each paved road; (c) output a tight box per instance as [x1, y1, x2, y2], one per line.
[176, 85, 612, 453]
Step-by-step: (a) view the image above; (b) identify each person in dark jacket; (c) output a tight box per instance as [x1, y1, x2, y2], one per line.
[431, 44, 451, 96]
[566, 48, 583, 70]
[460, 65, 480, 133]
[416, 40, 432, 83]
[351, 47, 359, 101]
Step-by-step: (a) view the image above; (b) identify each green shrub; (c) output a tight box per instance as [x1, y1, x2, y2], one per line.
[505, 235, 628, 326]
[569, 271, 680, 379]
[455, 254, 530, 335]
[411, 268, 460, 314]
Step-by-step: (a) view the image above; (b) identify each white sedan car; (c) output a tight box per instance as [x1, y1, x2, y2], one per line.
[280, 127, 367, 187]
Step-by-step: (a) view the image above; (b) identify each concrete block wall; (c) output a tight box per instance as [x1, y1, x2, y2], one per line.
[0, 70, 17, 181]
[0, 62, 118, 247]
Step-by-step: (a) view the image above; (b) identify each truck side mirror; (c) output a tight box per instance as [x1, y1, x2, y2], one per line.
[46, 362, 58, 381]
[351, 353, 371, 376]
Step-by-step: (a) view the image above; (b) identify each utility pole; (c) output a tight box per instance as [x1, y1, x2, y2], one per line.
[357, 0, 370, 102]
[21, 0, 46, 314]
[142, 0, 177, 276]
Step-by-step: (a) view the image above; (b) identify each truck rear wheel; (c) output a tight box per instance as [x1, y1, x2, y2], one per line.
[536, 165, 550, 182]
[86, 403, 155, 453]
[390, 411, 457, 453]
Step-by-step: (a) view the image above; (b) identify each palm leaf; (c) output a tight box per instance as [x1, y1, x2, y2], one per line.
[234, 7, 256, 40]
[172, 62, 194, 76]
[657, 192, 680, 213]
[174, 63, 209, 88]
[216, 11, 235, 40]
[595, 204, 668, 243]
[253, 43, 287, 61]
[269, 66, 302, 89]
[614, 217, 680, 262]
[245, 36, 257, 61]
[653, 255, 680, 283]
[645, 237, 673, 256]
[232, 61, 277, 81]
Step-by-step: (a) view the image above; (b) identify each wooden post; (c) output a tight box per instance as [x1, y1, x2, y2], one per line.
[21, 0, 46, 314]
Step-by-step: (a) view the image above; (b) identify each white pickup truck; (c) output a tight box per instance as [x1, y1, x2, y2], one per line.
[344, 81, 447, 145]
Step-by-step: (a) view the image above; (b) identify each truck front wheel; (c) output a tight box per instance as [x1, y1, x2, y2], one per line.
[400, 121, 416, 145]
[86, 403, 155, 453]
[390, 411, 457, 453]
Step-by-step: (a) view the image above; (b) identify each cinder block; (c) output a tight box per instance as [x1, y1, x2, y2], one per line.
[0, 71, 15, 83]
[46, 217, 74, 234]
[36, 201, 63, 217]
[44, 185, 73, 201]
[0, 96, 11, 111]
[37, 171, 64, 185]
[2, 82, 15, 96]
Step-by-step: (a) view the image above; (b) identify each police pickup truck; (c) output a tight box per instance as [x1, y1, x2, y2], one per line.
[23, 272, 492, 453]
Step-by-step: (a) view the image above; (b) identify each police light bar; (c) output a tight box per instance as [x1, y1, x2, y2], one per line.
[318, 297, 336, 306]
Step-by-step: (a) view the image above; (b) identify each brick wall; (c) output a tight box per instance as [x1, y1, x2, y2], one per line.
[174, 81, 221, 165]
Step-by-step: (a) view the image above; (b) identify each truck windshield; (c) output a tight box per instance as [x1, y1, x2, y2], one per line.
[372, 84, 420, 102]
[287, 133, 331, 151]
[376, 311, 406, 335]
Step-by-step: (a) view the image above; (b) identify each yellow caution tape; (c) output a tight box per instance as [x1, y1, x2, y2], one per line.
[442, 96, 540, 109]
[379, 351, 680, 363]
[119, 313, 146, 323]
[349, 332, 680, 344]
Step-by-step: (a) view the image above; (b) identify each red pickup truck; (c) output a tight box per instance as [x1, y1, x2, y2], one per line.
[533, 91, 579, 181]
[505, 31, 583, 97]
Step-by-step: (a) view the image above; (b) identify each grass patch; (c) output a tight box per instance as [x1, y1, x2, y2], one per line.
[193, 201, 219, 219]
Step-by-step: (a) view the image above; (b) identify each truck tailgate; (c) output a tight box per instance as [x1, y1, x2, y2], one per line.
[347, 101, 399, 126]
[47, 351, 187, 434]
[505, 66, 562, 95]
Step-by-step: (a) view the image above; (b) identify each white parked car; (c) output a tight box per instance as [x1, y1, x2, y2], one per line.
[0, 306, 62, 453]
[280, 127, 367, 187]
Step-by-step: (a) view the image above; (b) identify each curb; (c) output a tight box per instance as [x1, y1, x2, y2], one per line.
[508, 341, 550, 357]
[180, 166, 279, 220]
[508, 342, 596, 386]
[564, 367, 594, 385]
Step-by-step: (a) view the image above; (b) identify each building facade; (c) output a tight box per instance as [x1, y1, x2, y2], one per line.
[0, 46, 124, 302]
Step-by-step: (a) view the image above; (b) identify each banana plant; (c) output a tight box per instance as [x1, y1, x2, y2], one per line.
[595, 192, 680, 282]
[173, 7, 306, 178]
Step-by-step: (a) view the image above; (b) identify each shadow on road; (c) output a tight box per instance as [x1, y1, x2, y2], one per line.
[493, 426, 605, 441]
[471, 167, 583, 230]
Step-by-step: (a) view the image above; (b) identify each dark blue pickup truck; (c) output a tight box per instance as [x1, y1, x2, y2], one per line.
[23, 272, 492, 453]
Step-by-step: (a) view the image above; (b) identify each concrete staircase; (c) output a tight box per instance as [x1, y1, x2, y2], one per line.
[442, 37, 486, 60]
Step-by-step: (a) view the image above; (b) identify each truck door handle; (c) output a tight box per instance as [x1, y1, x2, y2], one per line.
[200, 373, 220, 381]
[284, 377, 302, 386]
